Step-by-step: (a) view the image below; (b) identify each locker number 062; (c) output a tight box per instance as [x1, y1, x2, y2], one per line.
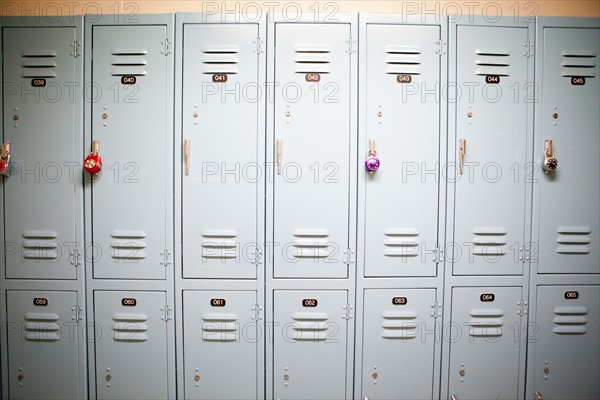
[302, 298, 318, 307]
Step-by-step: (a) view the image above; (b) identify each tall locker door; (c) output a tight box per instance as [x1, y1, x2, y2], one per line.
[182, 24, 260, 279]
[94, 291, 168, 399]
[6, 291, 80, 399]
[453, 26, 530, 275]
[536, 28, 600, 274]
[2, 27, 79, 280]
[361, 289, 437, 399]
[530, 286, 600, 399]
[273, 290, 348, 399]
[273, 24, 351, 278]
[363, 24, 441, 277]
[448, 287, 524, 399]
[91, 25, 169, 280]
[183, 291, 258, 399]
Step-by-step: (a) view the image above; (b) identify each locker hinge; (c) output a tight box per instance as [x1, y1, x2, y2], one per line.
[160, 249, 172, 267]
[431, 302, 442, 318]
[343, 304, 354, 320]
[433, 246, 443, 263]
[343, 248, 354, 265]
[523, 42, 534, 58]
[253, 38, 264, 54]
[161, 305, 173, 322]
[251, 304, 263, 321]
[254, 245, 262, 266]
[517, 300, 528, 316]
[72, 305, 83, 322]
[161, 38, 172, 56]
[70, 249, 81, 268]
[345, 37, 356, 54]
[435, 39, 447, 56]
[70, 41, 81, 58]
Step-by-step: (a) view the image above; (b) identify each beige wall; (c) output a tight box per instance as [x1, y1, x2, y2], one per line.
[1, 0, 599, 17]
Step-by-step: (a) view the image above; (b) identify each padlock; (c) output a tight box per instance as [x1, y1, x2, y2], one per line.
[543, 139, 558, 173]
[365, 138, 380, 173]
[83, 141, 102, 175]
[0, 142, 11, 175]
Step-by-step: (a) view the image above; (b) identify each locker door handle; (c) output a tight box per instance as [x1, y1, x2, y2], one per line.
[535, 392, 543, 400]
[451, 395, 458, 400]
[184, 139, 191, 176]
[543, 139, 558, 173]
[0, 142, 11, 176]
[276, 139, 282, 175]
[459, 139, 466, 174]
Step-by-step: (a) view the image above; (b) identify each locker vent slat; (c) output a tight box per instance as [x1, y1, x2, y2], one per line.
[110, 49, 148, 76]
[383, 229, 420, 257]
[471, 228, 507, 257]
[293, 229, 331, 259]
[202, 46, 239, 74]
[553, 306, 588, 334]
[24, 313, 61, 341]
[294, 45, 331, 74]
[381, 308, 418, 339]
[468, 308, 504, 338]
[22, 231, 59, 259]
[202, 313, 239, 342]
[561, 50, 597, 77]
[291, 312, 330, 341]
[475, 48, 510, 76]
[201, 230, 239, 260]
[21, 50, 58, 78]
[112, 313, 149, 342]
[555, 226, 591, 254]
[385, 46, 421, 75]
[110, 232, 147, 260]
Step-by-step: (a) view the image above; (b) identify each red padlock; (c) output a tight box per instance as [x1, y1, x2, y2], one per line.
[83, 141, 102, 174]
[0, 142, 11, 175]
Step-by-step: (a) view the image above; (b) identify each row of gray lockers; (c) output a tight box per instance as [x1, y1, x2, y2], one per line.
[1, 12, 598, 400]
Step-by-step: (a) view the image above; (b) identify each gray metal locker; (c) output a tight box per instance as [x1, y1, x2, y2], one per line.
[361, 289, 437, 399]
[183, 290, 258, 399]
[362, 23, 442, 277]
[272, 23, 352, 279]
[529, 285, 599, 399]
[2, 26, 81, 279]
[90, 25, 170, 280]
[181, 23, 261, 279]
[448, 287, 524, 399]
[535, 26, 600, 274]
[93, 291, 169, 399]
[6, 290, 81, 399]
[452, 24, 531, 276]
[273, 290, 348, 399]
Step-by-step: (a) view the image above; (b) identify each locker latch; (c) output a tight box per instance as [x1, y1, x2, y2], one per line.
[184, 139, 191, 175]
[365, 139, 380, 173]
[458, 139, 466, 174]
[276, 139, 283, 175]
[543, 139, 558, 173]
[535, 392, 543, 400]
[0, 142, 11, 175]
[83, 141, 102, 175]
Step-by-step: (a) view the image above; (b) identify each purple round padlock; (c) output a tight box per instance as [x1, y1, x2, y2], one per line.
[365, 156, 380, 172]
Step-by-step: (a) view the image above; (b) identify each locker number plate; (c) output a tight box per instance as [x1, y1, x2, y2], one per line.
[212, 74, 228, 83]
[571, 77, 585, 86]
[305, 74, 320, 82]
[397, 74, 412, 83]
[564, 291, 579, 299]
[302, 298, 318, 307]
[31, 79, 46, 87]
[480, 293, 495, 302]
[121, 76, 136, 85]
[211, 298, 226, 307]
[485, 75, 500, 84]
[121, 298, 137, 306]
[33, 297, 48, 306]
[392, 296, 408, 305]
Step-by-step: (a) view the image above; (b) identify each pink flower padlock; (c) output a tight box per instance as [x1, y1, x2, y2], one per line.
[365, 138, 380, 173]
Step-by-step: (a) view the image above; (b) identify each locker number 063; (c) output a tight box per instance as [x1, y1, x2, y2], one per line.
[392, 296, 408, 305]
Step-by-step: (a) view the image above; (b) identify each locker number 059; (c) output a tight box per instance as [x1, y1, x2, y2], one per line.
[33, 297, 49, 306]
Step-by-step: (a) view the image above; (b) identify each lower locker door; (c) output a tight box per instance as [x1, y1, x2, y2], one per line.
[6, 290, 80, 399]
[94, 291, 168, 399]
[273, 290, 348, 399]
[448, 287, 524, 400]
[530, 285, 599, 400]
[183, 290, 258, 399]
[362, 289, 437, 399]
